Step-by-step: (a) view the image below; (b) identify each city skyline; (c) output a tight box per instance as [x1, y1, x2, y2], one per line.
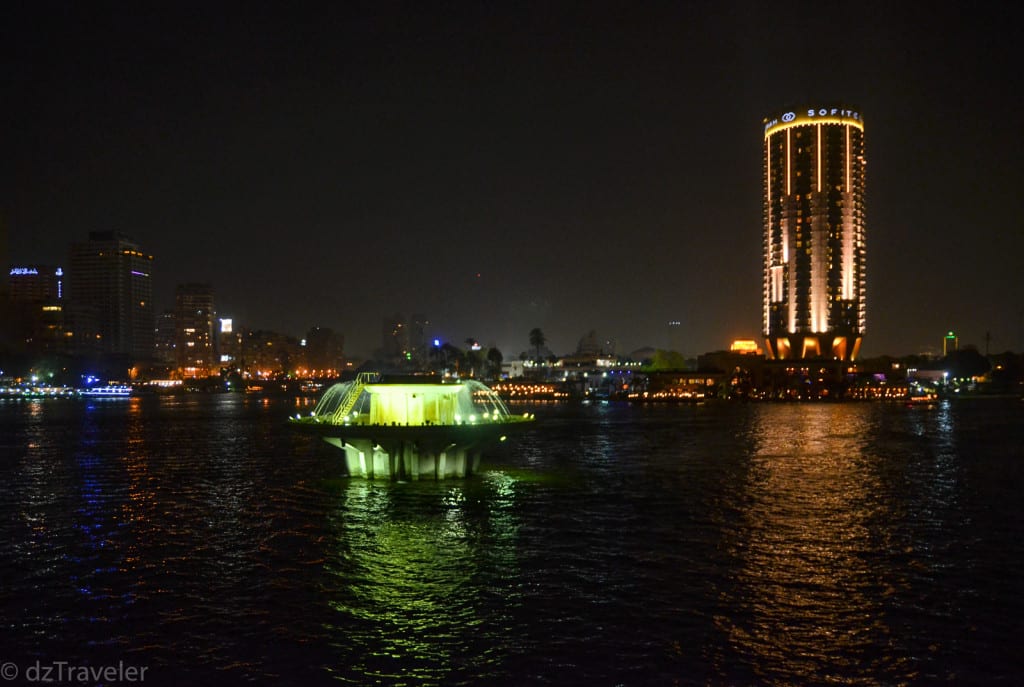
[5, 3, 1024, 358]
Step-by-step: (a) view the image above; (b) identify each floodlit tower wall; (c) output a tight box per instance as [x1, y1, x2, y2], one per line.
[762, 106, 866, 361]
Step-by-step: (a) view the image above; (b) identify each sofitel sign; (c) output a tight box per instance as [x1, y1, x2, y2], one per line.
[764, 107, 862, 133]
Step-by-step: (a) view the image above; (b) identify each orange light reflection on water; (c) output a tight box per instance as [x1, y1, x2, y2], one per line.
[714, 404, 916, 684]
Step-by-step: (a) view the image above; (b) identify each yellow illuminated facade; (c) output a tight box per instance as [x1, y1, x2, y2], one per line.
[762, 106, 866, 361]
[730, 339, 762, 355]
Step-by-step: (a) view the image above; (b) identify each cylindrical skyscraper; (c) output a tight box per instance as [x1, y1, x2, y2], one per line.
[762, 106, 866, 361]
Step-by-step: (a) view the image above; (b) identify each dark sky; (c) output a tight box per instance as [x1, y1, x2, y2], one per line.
[5, 2, 1023, 358]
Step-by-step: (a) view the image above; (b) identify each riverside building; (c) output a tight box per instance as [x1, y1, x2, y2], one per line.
[762, 106, 866, 361]
[68, 231, 155, 362]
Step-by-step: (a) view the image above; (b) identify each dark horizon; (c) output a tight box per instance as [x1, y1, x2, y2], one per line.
[5, 3, 1023, 359]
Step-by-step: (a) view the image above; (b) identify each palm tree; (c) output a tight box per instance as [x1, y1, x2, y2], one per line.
[486, 347, 504, 379]
[529, 328, 546, 363]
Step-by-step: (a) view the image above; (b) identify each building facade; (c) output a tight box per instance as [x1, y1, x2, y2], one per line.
[762, 106, 866, 361]
[68, 231, 154, 361]
[174, 283, 216, 377]
[6, 265, 66, 354]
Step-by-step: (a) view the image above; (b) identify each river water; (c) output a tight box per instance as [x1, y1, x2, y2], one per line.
[1, 394, 1021, 685]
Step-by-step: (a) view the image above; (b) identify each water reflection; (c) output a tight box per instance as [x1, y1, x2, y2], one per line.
[714, 404, 911, 685]
[321, 473, 521, 683]
[3, 396, 1017, 683]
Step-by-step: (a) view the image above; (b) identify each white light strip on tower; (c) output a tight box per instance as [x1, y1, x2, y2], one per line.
[817, 124, 822, 193]
[846, 125, 851, 191]
[786, 129, 791, 196]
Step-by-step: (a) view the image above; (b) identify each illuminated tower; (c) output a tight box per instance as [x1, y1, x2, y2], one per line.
[943, 330, 958, 356]
[762, 106, 866, 361]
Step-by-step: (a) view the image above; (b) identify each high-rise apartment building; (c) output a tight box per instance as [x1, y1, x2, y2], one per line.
[174, 283, 216, 377]
[68, 231, 154, 361]
[762, 106, 866, 361]
[154, 309, 177, 367]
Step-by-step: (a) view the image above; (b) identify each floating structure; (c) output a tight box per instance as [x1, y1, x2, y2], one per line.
[80, 385, 133, 397]
[0, 384, 132, 399]
[288, 373, 534, 480]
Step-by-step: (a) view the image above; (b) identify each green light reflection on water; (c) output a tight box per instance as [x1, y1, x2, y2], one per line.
[320, 471, 523, 683]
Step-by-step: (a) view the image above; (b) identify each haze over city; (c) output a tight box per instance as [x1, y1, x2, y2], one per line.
[5, 2, 1023, 359]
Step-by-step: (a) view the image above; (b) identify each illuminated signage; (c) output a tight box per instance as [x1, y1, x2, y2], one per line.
[220, 318, 233, 333]
[10, 267, 39, 276]
[764, 106, 863, 134]
[807, 107, 859, 119]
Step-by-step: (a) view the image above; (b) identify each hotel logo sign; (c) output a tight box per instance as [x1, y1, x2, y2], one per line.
[764, 107, 862, 134]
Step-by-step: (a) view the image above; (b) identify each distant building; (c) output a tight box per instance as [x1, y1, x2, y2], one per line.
[174, 283, 215, 377]
[667, 320, 683, 353]
[0, 218, 8, 301]
[154, 309, 176, 367]
[943, 330, 958, 356]
[217, 318, 241, 367]
[242, 329, 300, 377]
[301, 326, 345, 375]
[6, 265, 66, 354]
[379, 313, 431, 367]
[8, 265, 63, 302]
[762, 106, 866, 361]
[407, 313, 431, 367]
[575, 330, 603, 358]
[729, 339, 762, 355]
[0, 220, 10, 352]
[68, 231, 154, 361]
[381, 314, 406, 362]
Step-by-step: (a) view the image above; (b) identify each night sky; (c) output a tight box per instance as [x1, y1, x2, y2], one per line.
[5, 2, 1023, 359]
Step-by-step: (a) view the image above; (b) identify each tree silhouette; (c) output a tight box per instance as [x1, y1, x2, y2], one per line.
[529, 328, 546, 363]
[486, 347, 504, 379]
[944, 347, 990, 379]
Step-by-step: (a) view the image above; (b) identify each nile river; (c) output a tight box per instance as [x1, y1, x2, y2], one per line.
[1, 395, 1021, 685]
